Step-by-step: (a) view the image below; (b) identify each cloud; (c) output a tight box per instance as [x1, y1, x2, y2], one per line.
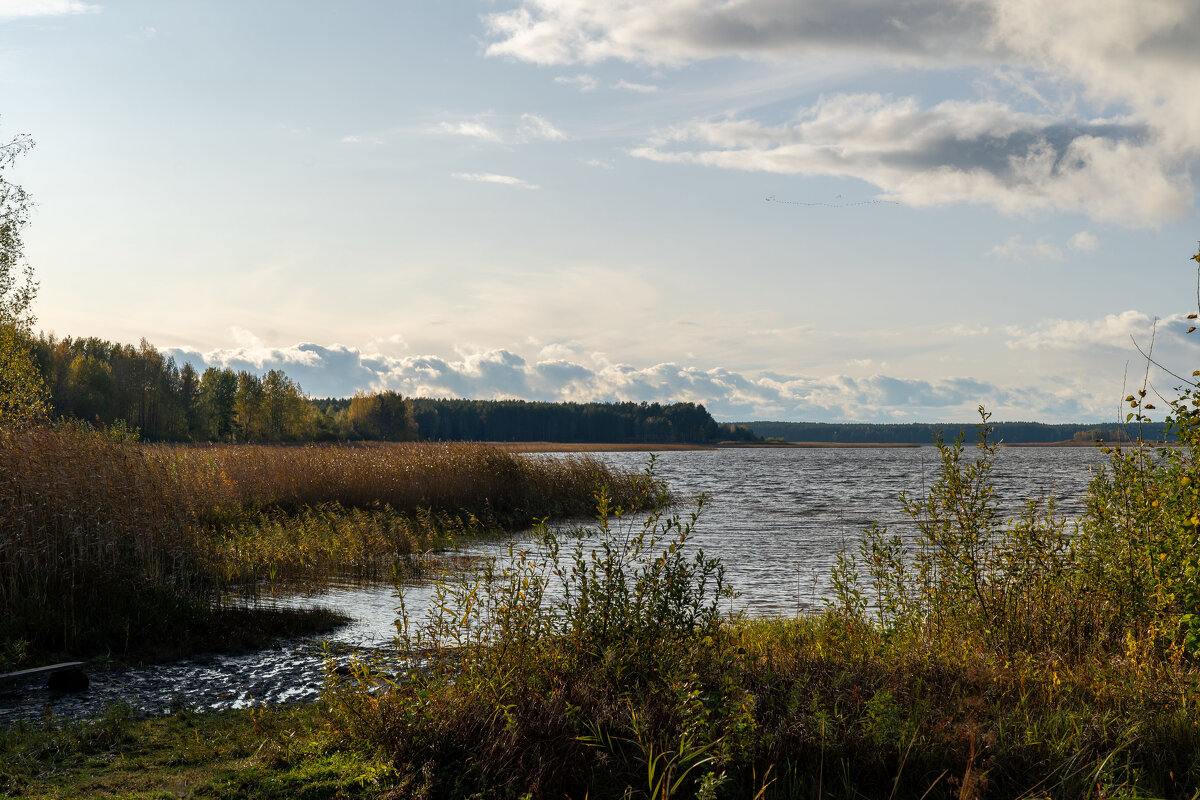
[433, 114, 566, 144]
[613, 79, 658, 93]
[166, 339, 1108, 422]
[518, 113, 567, 141]
[340, 134, 383, 145]
[485, 0, 1200, 226]
[1068, 231, 1098, 251]
[434, 120, 503, 142]
[631, 94, 1185, 226]
[554, 73, 599, 91]
[451, 172, 540, 189]
[483, 0, 995, 66]
[1006, 310, 1163, 351]
[0, 0, 98, 20]
[988, 235, 1063, 262]
[170, 342, 378, 399]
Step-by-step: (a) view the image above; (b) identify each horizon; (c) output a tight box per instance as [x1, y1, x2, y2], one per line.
[6, 1, 1200, 423]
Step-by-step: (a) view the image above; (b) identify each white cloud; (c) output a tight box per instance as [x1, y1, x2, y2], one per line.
[0, 0, 98, 20]
[483, 0, 995, 66]
[1068, 231, 1098, 251]
[631, 94, 1186, 226]
[485, 0, 1200, 227]
[167, 332, 1174, 423]
[171, 338, 1025, 421]
[614, 79, 658, 93]
[434, 120, 503, 142]
[1006, 311, 1160, 350]
[432, 114, 566, 144]
[518, 113, 566, 141]
[554, 73, 599, 91]
[584, 158, 614, 169]
[988, 235, 1063, 262]
[451, 172, 540, 189]
[340, 134, 383, 145]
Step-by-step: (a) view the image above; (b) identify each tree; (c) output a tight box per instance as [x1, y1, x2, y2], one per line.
[0, 129, 48, 428]
[179, 362, 200, 439]
[262, 369, 311, 441]
[346, 391, 417, 441]
[0, 325, 47, 427]
[67, 353, 115, 422]
[234, 372, 265, 441]
[0, 132, 36, 329]
[198, 368, 237, 441]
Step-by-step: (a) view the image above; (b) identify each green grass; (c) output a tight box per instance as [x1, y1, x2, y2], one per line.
[0, 703, 397, 799]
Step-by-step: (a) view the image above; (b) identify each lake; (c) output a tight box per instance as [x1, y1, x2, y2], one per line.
[0, 444, 1108, 723]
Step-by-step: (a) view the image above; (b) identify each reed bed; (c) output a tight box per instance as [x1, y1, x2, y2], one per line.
[145, 441, 656, 524]
[0, 423, 209, 657]
[209, 505, 489, 588]
[0, 428, 657, 661]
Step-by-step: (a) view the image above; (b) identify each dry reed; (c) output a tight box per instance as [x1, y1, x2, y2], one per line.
[1, 428, 657, 658]
[144, 441, 655, 523]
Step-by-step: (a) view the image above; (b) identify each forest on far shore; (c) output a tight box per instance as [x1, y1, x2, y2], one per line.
[28, 333, 758, 444]
[29, 332, 1161, 446]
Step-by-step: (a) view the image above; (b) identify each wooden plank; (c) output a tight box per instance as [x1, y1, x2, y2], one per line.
[0, 661, 86, 682]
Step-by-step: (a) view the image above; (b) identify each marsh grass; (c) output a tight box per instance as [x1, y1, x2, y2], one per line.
[149, 440, 651, 525]
[0, 425, 657, 663]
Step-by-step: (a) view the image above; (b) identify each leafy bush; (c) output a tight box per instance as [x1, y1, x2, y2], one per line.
[329, 471, 750, 798]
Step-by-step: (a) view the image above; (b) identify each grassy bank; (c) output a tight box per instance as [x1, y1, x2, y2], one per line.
[0, 423, 659, 666]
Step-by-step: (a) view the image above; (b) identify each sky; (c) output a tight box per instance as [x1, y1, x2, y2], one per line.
[2, 0, 1200, 423]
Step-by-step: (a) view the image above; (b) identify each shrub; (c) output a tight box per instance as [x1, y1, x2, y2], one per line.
[329, 476, 748, 798]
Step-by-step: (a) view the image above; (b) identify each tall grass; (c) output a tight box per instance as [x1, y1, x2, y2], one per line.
[146, 440, 650, 524]
[0, 423, 208, 658]
[0, 424, 658, 661]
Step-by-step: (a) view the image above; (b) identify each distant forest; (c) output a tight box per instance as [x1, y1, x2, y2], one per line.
[28, 333, 756, 444]
[744, 420, 1171, 444]
[29, 332, 1166, 445]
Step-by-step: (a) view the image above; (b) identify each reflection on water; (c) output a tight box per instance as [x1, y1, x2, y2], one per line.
[0, 445, 1106, 724]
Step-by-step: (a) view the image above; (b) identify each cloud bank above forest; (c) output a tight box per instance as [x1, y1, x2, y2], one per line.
[485, 0, 1200, 226]
[167, 309, 1200, 423]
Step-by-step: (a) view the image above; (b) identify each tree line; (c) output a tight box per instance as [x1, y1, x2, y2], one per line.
[18, 331, 1168, 446]
[26, 333, 750, 444]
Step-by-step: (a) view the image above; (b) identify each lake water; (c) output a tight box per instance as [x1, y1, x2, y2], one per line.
[0, 445, 1108, 724]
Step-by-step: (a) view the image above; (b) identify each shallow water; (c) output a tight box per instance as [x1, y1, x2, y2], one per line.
[0, 445, 1106, 725]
